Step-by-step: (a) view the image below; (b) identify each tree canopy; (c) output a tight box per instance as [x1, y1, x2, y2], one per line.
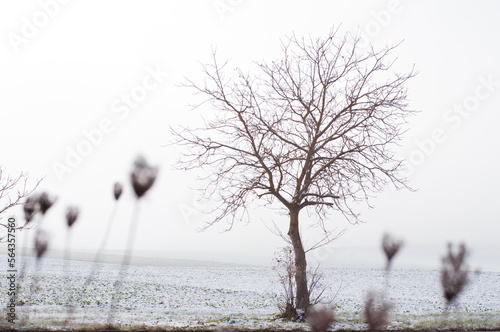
[173, 30, 415, 229]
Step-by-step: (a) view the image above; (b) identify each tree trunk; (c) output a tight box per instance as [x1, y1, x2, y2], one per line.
[288, 206, 310, 312]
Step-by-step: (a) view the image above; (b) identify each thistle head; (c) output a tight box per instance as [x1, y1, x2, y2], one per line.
[34, 230, 49, 259]
[131, 155, 158, 198]
[66, 206, 79, 228]
[382, 233, 403, 270]
[441, 242, 469, 305]
[24, 194, 40, 224]
[38, 192, 56, 215]
[113, 182, 123, 201]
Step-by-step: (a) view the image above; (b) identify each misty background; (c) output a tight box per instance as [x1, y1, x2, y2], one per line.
[1, 1, 499, 271]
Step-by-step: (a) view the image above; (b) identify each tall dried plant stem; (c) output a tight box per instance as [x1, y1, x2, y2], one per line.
[440, 242, 469, 326]
[66, 201, 120, 327]
[63, 228, 74, 322]
[95, 203, 118, 261]
[87, 201, 120, 280]
[384, 268, 391, 290]
[107, 200, 141, 326]
[16, 221, 36, 303]
[384, 264, 395, 297]
[16, 232, 32, 326]
[20, 254, 44, 326]
[441, 294, 461, 327]
[441, 301, 451, 328]
[17, 214, 44, 326]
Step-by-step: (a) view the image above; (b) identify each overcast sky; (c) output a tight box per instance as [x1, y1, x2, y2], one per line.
[1, 0, 499, 271]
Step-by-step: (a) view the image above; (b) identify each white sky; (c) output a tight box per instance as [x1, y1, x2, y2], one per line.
[1, 0, 499, 271]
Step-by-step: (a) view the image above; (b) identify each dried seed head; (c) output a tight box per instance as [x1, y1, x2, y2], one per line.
[131, 155, 158, 198]
[441, 242, 469, 305]
[134, 155, 148, 168]
[445, 242, 467, 271]
[307, 306, 335, 332]
[34, 230, 49, 259]
[364, 290, 393, 331]
[24, 194, 40, 223]
[38, 192, 56, 215]
[382, 233, 403, 269]
[113, 182, 123, 200]
[66, 206, 79, 228]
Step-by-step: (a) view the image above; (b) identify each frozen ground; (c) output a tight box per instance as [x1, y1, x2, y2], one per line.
[1, 254, 499, 330]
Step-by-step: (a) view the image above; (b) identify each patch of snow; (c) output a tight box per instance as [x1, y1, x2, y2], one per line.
[1, 254, 499, 330]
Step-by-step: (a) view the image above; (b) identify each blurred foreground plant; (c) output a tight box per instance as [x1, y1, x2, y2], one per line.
[441, 242, 469, 311]
[108, 155, 157, 326]
[17, 192, 55, 306]
[67, 182, 123, 327]
[21, 228, 50, 325]
[364, 290, 393, 331]
[92, 182, 123, 266]
[382, 233, 403, 271]
[63, 206, 80, 320]
[362, 233, 402, 330]
[307, 306, 335, 332]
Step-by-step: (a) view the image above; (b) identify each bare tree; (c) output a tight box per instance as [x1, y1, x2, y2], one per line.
[0, 166, 42, 240]
[172, 28, 416, 312]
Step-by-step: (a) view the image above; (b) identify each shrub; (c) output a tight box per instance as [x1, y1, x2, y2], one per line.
[272, 246, 330, 320]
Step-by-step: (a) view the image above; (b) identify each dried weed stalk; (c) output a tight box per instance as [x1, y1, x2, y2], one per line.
[108, 156, 157, 326]
[65, 206, 79, 228]
[113, 182, 123, 200]
[70, 182, 123, 328]
[441, 242, 469, 309]
[23, 194, 40, 224]
[382, 233, 403, 271]
[63, 205, 80, 321]
[17, 192, 55, 306]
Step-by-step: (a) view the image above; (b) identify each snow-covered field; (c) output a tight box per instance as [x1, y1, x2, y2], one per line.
[1, 254, 499, 330]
